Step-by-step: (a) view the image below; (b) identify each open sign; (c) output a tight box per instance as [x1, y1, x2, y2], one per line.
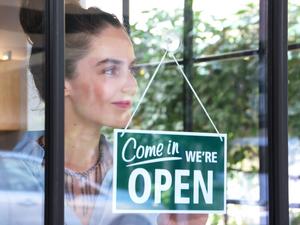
[113, 129, 227, 214]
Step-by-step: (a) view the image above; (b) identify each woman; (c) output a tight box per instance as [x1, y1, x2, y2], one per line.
[17, 1, 208, 225]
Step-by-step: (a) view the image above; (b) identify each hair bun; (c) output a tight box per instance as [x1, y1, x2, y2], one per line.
[19, 0, 83, 46]
[19, 0, 44, 46]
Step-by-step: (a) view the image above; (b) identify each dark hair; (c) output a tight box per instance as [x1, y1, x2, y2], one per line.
[19, 1, 123, 101]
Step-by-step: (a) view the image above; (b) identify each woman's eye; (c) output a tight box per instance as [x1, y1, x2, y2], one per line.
[102, 66, 118, 76]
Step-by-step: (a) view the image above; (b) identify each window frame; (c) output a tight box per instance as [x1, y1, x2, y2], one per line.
[44, 0, 65, 224]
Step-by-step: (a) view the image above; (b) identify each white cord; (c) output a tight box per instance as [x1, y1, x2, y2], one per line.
[121, 50, 223, 142]
[170, 53, 223, 141]
[121, 50, 168, 137]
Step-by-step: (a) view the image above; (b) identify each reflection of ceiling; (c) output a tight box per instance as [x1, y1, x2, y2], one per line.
[0, 0, 27, 60]
[0, 0, 83, 60]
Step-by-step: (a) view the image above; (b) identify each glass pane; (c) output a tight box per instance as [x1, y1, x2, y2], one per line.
[118, 56, 267, 225]
[133, 41, 266, 225]
[131, 1, 264, 223]
[62, 1, 265, 225]
[288, 0, 300, 222]
[192, 57, 268, 225]
[0, 0, 45, 225]
[288, 49, 300, 224]
[63, 1, 207, 225]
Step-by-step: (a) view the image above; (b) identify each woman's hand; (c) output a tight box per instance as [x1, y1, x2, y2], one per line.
[157, 214, 208, 225]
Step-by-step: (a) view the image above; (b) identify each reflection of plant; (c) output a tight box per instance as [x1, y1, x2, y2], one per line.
[150, 180, 172, 208]
[209, 214, 248, 225]
[193, 3, 259, 55]
[161, 188, 173, 208]
[228, 145, 259, 172]
[124, 4, 300, 224]
[103, 4, 299, 223]
[288, 50, 300, 137]
[129, 2, 300, 173]
[209, 214, 224, 225]
[288, 2, 300, 44]
[131, 4, 260, 171]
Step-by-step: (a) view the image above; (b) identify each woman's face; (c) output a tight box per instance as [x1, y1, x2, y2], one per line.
[65, 26, 137, 128]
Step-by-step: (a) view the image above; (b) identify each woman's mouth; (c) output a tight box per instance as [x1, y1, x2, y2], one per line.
[111, 101, 132, 109]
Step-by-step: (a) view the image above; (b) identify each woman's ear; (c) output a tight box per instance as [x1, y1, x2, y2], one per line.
[64, 80, 72, 97]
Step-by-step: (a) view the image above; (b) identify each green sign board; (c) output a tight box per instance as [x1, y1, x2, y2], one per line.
[113, 129, 227, 213]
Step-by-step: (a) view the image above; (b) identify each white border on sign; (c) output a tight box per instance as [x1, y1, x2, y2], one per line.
[112, 129, 227, 214]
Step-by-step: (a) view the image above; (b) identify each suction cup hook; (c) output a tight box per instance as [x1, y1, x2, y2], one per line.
[161, 31, 181, 53]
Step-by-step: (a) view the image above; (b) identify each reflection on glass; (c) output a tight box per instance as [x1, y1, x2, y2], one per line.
[132, 55, 268, 224]
[63, 1, 209, 224]
[225, 205, 267, 225]
[288, 49, 300, 224]
[130, 0, 259, 58]
[288, 0, 300, 45]
[63, 2, 161, 225]
[133, 65, 184, 131]
[193, 0, 259, 55]
[0, 154, 43, 225]
[130, 0, 265, 222]
[130, 0, 185, 63]
[0, 0, 45, 225]
[192, 57, 267, 224]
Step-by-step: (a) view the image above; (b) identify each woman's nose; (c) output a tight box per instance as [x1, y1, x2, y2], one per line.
[122, 71, 137, 96]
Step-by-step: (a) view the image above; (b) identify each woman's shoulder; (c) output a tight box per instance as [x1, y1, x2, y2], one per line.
[11, 131, 45, 189]
[13, 130, 45, 162]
